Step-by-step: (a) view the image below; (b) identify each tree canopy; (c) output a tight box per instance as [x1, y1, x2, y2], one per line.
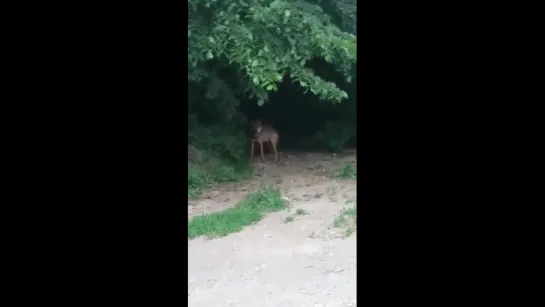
[188, 0, 357, 107]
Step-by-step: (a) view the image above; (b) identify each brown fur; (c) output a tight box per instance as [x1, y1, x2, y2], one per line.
[249, 120, 279, 163]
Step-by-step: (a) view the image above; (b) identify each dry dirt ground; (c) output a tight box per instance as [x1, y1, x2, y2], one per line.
[188, 151, 357, 307]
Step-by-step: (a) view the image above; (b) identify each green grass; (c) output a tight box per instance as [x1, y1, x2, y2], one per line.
[334, 162, 357, 179]
[188, 187, 287, 239]
[333, 204, 357, 237]
[188, 161, 253, 198]
[187, 134, 254, 198]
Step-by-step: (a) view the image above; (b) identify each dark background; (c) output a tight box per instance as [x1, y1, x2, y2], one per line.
[238, 63, 357, 151]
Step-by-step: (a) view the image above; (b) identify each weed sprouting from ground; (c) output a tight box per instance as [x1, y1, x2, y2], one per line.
[334, 162, 357, 179]
[295, 208, 308, 215]
[283, 208, 309, 223]
[188, 187, 287, 239]
[333, 204, 357, 237]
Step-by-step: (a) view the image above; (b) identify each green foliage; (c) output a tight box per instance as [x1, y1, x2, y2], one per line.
[333, 203, 357, 236]
[310, 120, 356, 152]
[188, 187, 286, 239]
[188, 155, 253, 197]
[188, 120, 254, 198]
[186, 1, 358, 199]
[188, 162, 252, 198]
[187, 88, 255, 198]
[311, 0, 357, 34]
[334, 162, 357, 179]
[188, 0, 357, 104]
[188, 167, 208, 198]
[189, 124, 248, 163]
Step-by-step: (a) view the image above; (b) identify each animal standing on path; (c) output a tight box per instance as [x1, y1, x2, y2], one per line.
[250, 120, 279, 163]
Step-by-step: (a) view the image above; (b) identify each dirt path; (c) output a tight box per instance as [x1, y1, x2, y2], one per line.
[188, 151, 357, 307]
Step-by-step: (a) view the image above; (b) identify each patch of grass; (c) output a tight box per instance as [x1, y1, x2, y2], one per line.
[295, 208, 308, 215]
[284, 216, 295, 223]
[334, 162, 357, 179]
[188, 187, 287, 239]
[188, 160, 253, 198]
[333, 204, 357, 237]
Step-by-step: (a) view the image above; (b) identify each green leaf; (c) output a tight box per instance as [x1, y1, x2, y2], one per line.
[208, 37, 215, 44]
[266, 84, 274, 91]
[257, 98, 265, 106]
[252, 76, 259, 85]
[325, 55, 332, 63]
[251, 59, 258, 67]
[284, 10, 291, 18]
[206, 50, 214, 59]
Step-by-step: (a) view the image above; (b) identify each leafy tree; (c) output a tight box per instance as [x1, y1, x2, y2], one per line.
[188, 0, 357, 110]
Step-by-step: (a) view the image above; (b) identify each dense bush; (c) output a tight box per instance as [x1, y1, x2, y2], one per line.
[189, 0, 356, 105]
[187, 0, 357, 196]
